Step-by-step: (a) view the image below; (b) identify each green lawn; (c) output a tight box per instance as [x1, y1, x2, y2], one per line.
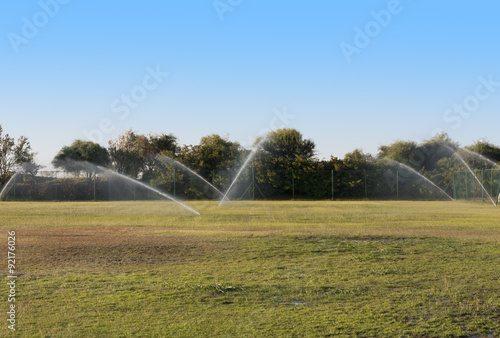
[1, 201, 499, 336]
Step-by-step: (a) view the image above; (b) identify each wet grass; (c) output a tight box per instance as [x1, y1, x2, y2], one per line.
[0, 200, 499, 336]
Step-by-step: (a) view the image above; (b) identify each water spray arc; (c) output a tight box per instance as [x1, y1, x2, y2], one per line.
[458, 148, 500, 169]
[219, 139, 266, 206]
[156, 155, 227, 200]
[0, 172, 20, 200]
[383, 159, 454, 201]
[439, 145, 497, 206]
[450, 154, 497, 206]
[96, 165, 200, 215]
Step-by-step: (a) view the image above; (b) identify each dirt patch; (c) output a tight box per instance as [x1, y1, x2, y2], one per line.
[17, 227, 232, 272]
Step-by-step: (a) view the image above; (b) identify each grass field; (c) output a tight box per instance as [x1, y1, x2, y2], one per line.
[1, 200, 499, 337]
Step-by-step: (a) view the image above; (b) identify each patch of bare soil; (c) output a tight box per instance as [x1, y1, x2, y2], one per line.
[16, 227, 231, 272]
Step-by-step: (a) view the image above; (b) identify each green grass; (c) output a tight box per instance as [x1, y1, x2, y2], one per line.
[1, 200, 499, 336]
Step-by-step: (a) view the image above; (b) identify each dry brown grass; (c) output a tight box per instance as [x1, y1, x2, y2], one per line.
[18, 226, 232, 275]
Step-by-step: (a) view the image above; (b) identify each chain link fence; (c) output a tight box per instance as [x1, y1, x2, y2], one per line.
[2, 168, 500, 203]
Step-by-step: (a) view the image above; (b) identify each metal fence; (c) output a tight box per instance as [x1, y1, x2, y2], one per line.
[1, 168, 500, 203]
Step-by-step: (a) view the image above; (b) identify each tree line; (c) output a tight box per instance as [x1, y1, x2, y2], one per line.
[2, 124, 500, 199]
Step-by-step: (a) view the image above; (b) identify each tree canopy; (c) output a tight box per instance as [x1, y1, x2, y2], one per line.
[180, 134, 242, 172]
[5, 125, 500, 201]
[378, 140, 418, 165]
[52, 139, 109, 176]
[260, 128, 315, 160]
[377, 133, 461, 172]
[465, 140, 500, 163]
[0, 124, 35, 183]
[108, 129, 179, 179]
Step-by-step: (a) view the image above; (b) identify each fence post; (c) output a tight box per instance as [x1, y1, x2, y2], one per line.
[93, 172, 96, 201]
[212, 170, 216, 200]
[252, 167, 255, 200]
[292, 169, 295, 200]
[452, 171, 456, 200]
[173, 168, 176, 197]
[496, 176, 500, 206]
[481, 168, 484, 203]
[490, 169, 494, 199]
[331, 170, 334, 201]
[465, 170, 469, 201]
[396, 170, 399, 200]
[364, 170, 368, 198]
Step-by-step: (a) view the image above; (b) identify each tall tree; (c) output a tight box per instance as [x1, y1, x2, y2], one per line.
[180, 134, 241, 172]
[343, 149, 373, 170]
[260, 128, 315, 161]
[378, 133, 459, 172]
[417, 133, 459, 171]
[465, 140, 500, 163]
[0, 125, 35, 183]
[378, 140, 418, 165]
[149, 133, 178, 155]
[52, 140, 109, 177]
[108, 129, 178, 179]
[108, 130, 147, 177]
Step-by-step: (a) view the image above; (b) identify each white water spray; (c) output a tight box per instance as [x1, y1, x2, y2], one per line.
[451, 154, 496, 206]
[96, 165, 200, 215]
[219, 139, 265, 206]
[0, 172, 19, 200]
[383, 159, 454, 201]
[459, 148, 500, 169]
[156, 154, 227, 200]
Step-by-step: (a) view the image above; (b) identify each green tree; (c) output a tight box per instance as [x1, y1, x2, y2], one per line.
[178, 134, 242, 187]
[343, 149, 373, 170]
[260, 128, 315, 161]
[465, 140, 500, 164]
[183, 134, 241, 171]
[0, 125, 35, 184]
[108, 130, 146, 177]
[108, 129, 178, 180]
[417, 133, 459, 171]
[52, 140, 109, 178]
[251, 129, 316, 198]
[149, 133, 178, 155]
[378, 133, 459, 173]
[378, 140, 418, 165]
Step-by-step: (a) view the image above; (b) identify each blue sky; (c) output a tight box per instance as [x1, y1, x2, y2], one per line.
[2, 0, 500, 168]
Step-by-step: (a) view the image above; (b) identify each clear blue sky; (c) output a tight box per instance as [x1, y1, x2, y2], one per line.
[2, 0, 500, 168]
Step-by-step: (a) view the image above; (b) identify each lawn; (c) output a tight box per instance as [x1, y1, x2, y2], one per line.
[1, 200, 499, 336]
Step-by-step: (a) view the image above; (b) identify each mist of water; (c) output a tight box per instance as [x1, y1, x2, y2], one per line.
[458, 148, 500, 169]
[451, 153, 496, 206]
[0, 172, 20, 200]
[219, 139, 265, 206]
[383, 158, 454, 201]
[94, 165, 200, 215]
[436, 145, 497, 206]
[156, 154, 226, 200]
